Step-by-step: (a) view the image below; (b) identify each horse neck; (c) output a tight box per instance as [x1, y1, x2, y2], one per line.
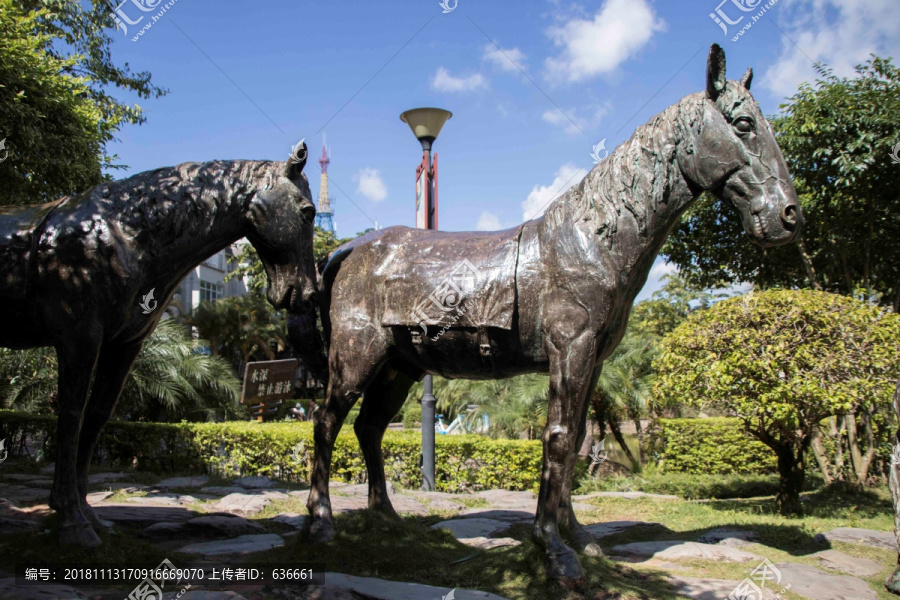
[543, 97, 702, 290]
[131, 160, 279, 279]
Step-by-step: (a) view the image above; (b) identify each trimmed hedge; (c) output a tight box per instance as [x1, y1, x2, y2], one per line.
[651, 417, 776, 475]
[0, 410, 541, 492]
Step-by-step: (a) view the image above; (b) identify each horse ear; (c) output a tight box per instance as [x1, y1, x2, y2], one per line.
[739, 67, 753, 90]
[284, 139, 307, 179]
[706, 44, 727, 100]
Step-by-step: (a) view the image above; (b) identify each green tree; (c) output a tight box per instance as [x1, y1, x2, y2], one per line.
[226, 227, 353, 291]
[0, 318, 241, 421]
[662, 57, 900, 310]
[655, 290, 900, 515]
[0, 0, 166, 205]
[185, 292, 287, 372]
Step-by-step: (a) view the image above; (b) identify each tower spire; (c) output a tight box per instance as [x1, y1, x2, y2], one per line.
[315, 135, 335, 234]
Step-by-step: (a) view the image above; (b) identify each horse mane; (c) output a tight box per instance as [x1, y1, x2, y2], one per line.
[64, 159, 285, 241]
[542, 94, 706, 247]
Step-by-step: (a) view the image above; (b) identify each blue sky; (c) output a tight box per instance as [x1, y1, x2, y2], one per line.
[107, 0, 899, 301]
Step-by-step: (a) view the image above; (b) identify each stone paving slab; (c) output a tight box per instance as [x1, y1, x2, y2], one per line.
[201, 486, 248, 496]
[213, 493, 270, 516]
[86, 491, 113, 503]
[233, 475, 276, 489]
[816, 527, 897, 551]
[697, 527, 760, 547]
[812, 549, 884, 577]
[320, 572, 510, 600]
[667, 576, 777, 600]
[178, 533, 285, 556]
[432, 518, 512, 539]
[611, 541, 762, 563]
[2, 486, 48, 503]
[157, 476, 210, 489]
[272, 513, 308, 529]
[775, 562, 877, 600]
[93, 503, 196, 524]
[1, 474, 52, 485]
[584, 520, 661, 540]
[0, 578, 89, 599]
[87, 472, 128, 484]
[143, 515, 264, 539]
[423, 498, 465, 512]
[574, 491, 679, 501]
[459, 536, 521, 550]
[457, 509, 532, 522]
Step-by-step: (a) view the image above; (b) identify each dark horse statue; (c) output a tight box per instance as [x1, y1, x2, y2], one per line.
[0, 141, 319, 548]
[304, 44, 803, 585]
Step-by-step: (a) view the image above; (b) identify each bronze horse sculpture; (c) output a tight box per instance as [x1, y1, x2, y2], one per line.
[303, 44, 803, 585]
[0, 141, 319, 548]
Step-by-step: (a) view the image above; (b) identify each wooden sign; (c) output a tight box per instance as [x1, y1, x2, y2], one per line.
[241, 359, 298, 405]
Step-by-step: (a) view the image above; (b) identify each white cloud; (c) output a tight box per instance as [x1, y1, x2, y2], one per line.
[476, 211, 503, 231]
[542, 103, 608, 134]
[354, 167, 387, 202]
[762, 0, 900, 98]
[483, 44, 526, 73]
[431, 67, 487, 92]
[544, 0, 665, 83]
[522, 164, 585, 221]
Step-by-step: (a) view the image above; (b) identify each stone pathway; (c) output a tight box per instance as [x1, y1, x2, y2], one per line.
[1, 467, 893, 600]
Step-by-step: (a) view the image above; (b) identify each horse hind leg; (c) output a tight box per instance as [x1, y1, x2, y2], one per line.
[354, 365, 416, 516]
[306, 338, 387, 543]
[75, 341, 143, 531]
[51, 335, 102, 548]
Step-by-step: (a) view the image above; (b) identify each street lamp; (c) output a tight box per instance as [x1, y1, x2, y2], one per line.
[400, 107, 451, 491]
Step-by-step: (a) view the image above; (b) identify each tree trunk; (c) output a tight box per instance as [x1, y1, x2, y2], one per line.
[810, 426, 833, 485]
[774, 440, 808, 516]
[609, 419, 639, 472]
[795, 235, 822, 291]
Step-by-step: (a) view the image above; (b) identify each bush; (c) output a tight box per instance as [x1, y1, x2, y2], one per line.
[650, 418, 776, 475]
[655, 289, 900, 514]
[0, 410, 541, 492]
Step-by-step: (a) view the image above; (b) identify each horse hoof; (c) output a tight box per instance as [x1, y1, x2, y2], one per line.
[308, 518, 336, 544]
[886, 567, 900, 596]
[59, 523, 101, 548]
[81, 504, 112, 531]
[546, 549, 586, 588]
[572, 529, 604, 557]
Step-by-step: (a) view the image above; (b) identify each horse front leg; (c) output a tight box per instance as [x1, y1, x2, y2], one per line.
[75, 341, 143, 531]
[51, 335, 102, 548]
[306, 375, 359, 544]
[558, 365, 603, 557]
[535, 316, 596, 587]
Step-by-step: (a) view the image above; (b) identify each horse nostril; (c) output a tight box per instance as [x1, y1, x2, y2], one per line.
[781, 204, 798, 231]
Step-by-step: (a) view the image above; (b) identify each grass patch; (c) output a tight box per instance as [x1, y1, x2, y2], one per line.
[577, 471, 825, 500]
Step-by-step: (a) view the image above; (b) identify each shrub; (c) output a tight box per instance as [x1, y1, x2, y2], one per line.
[650, 418, 776, 475]
[0, 410, 541, 492]
[655, 289, 900, 514]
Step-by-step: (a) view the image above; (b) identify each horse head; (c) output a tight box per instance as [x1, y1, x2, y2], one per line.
[245, 139, 317, 312]
[679, 44, 803, 248]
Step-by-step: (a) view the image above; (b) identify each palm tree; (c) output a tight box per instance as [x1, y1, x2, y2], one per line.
[591, 330, 658, 470]
[0, 318, 242, 421]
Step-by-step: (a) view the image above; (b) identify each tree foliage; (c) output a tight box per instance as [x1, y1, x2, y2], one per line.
[226, 227, 353, 291]
[0, 0, 166, 205]
[0, 318, 241, 421]
[185, 292, 288, 373]
[655, 289, 900, 514]
[662, 56, 900, 310]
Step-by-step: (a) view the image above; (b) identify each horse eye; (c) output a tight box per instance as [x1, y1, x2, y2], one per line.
[733, 117, 754, 134]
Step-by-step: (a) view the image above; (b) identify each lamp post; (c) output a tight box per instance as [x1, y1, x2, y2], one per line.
[400, 107, 452, 491]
